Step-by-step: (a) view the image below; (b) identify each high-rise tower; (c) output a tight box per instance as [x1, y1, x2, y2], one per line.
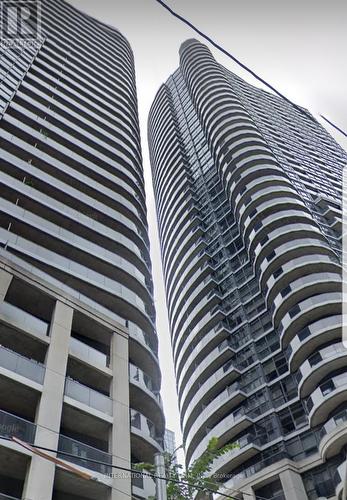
[0, 1, 164, 499]
[149, 39, 346, 499]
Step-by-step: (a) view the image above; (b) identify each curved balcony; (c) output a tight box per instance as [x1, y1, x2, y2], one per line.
[234, 175, 293, 214]
[229, 164, 286, 205]
[288, 315, 342, 372]
[132, 474, 156, 500]
[272, 272, 341, 328]
[319, 408, 347, 460]
[259, 238, 335, 291]
[307, 373, 347, 427]
[238, 187, 303, 233]
[187, 406, 253, 466]
[334, 462, 346, 500]
[129, 364, 161, 401]
[130, 409, 163, 462]
[173, 306, 224, 365]
[264, 254, 340, 308]
[129, 363, 164, 433]
[127, 324, 160, 383]
[178, 339, 234, 410]
[181, 359, 241, 429]
[252, 222, 324, 274]
[209, 433, 261, 477]
[183, 383, 247, 456]
[183, 381, 246, 446]
[298, 343, 347, 398]
[278, 292, 341, 347]
[176, 321, 231, 390]
[170, 276, 216, 333]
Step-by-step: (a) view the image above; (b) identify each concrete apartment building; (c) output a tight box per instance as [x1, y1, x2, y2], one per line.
[0, 1, 164, 499]
[148, 39, 347, 500]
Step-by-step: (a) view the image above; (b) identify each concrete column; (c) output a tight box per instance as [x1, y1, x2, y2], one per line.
[242, 486, 256, 500]
[23, 301, 73, 500]
[155, 453, 167, 500]
[110, 332, 131, 500]
[280, 469, 308, 500]
[0, 269, 12, 303]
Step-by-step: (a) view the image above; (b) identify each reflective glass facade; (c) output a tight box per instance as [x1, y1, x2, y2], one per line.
[149, 39, 347, 498]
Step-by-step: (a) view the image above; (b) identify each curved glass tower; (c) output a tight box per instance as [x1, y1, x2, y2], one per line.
[0, 1, 163, 499]
[149, 39, 346, 499]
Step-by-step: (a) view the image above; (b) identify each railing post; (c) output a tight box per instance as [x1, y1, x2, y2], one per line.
[154, 452, 167, 500]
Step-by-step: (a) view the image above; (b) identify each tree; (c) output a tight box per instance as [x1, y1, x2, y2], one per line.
[133, 437, 239, 499]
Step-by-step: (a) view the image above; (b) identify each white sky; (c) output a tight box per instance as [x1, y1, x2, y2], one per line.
[68, 0, 347, 465]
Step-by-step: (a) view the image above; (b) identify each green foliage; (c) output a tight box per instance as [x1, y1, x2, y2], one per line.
[132, 438, 240, 500]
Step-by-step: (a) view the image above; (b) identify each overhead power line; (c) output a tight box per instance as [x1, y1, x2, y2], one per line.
[153, 0, 347, 139]
[0, 436, 271, 500]
[320, 114, 347, 138]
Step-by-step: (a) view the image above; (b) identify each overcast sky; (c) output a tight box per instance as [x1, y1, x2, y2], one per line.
[68, 0, 347, 463]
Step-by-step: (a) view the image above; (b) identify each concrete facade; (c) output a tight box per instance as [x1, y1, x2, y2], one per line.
[0, 1, 164, 499]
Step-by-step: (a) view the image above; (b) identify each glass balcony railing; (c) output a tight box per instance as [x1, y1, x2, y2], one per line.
[0, 345, 45, 384]
[129, 364, 162, 405]
[58, 434, 111, 474]
[320, 408, 347, 440]
[0, 408, 36, 443]
[130, 409, 162, 447]
[0, 301, 49, 338]
[127, 322, 158, 357]
[70, 337, 109, 368]
[64, 378, 113, 416]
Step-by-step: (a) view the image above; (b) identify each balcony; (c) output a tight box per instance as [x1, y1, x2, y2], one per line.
[183, 383, 247, 455]
[57, 434, 111, 475]
[319, 408, 347, 460]
[335, 462, 346, 500]
[70, 337, 109, 369]
[259, 237, 335, 291]
[179, 340, 233, 412]
[298, 343, 347, 398]
[64, 378, 113, 416]
[183, 381, 245, 442]
[130, 409, 162, 462]
[252, 221, 324, 273]
[279, 292, 341, 347]
[307, 373, 347, 427]
[132, 474, 156, 500]
[176, 320, 230, 388]
[272, 272, 341, 328]
[188, 407, 253, 466]
[209, 434, 261, 476]
[0, 344, 45, 385]
[129, 363, 161, 405]
[0, 408, 36, 443]
[0, 301, 49, 339]
[264, 254, 339, 308]
[288, 315, 341, 372]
